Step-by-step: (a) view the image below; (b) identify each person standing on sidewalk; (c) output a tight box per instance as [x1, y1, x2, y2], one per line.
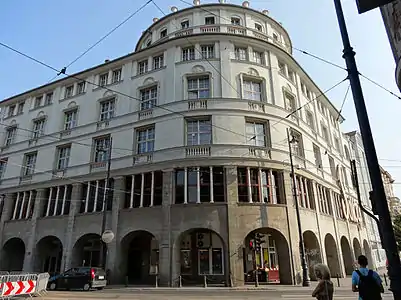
[312, 264, 334, 300]
[352, 255, 384, 300]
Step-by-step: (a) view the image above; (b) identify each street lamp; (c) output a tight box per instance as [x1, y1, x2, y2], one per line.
[98, 137, 113, 269]
[287, 128, 310, 287]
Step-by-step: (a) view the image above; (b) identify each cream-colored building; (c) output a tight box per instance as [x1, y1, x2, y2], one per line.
[0, 1, 372, 286]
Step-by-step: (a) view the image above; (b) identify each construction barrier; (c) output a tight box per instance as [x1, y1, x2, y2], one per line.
[0, 272, 49, 299]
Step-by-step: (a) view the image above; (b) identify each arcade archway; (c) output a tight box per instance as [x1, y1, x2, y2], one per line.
[34, 236, 63, 275]
[72, 233, 103, 267]
[324, 234, 340, 277]
[303, 231, 322, 281]
[1, 238, 25, 272]
[341, 236, 353, 275]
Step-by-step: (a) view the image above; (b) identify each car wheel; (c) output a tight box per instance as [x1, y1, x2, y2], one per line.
[83, 283, 90, 291]
[49, 283, 57, 291]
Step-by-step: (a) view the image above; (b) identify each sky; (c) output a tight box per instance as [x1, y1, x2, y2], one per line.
[1, 0, 401, 196]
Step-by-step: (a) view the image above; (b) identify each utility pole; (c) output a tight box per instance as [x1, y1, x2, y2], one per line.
[287, 128, 310, 287]
[99, 137, 112, 269]
[333, 1, 401, 298]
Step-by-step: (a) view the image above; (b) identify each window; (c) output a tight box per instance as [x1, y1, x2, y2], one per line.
[98, 73, 108, 87]
[321, 124, 330, 144]
[23, 152, 37, 176]
[160, 28, 168, 39]
[17, 102, 24, 114]
[289, 129, 303, 157]
[65, 85, 74, 98]
[237, 167, 282, 204]
[243, 79, 262, 101]
[246, 121, 266, 147]
[181, 20, 189, 29]
[313, 144, 322, 168]
[77, 82, 85, 94]
[34, 96, 42, 108]
[174, 167, 225, 204]
[328, 156, 336, 178]
[32, 118, 46, 139]
[273, 32, 279, 41]
[4, 127, 16, 146]
[0, 158, 7, 178]
[288, 69, 295, 83]
[344, 145, 350, 160]
[140, 86, 157, 110]
[99, 99, 115, 121]
[186, 119, 212, 145]
[278, 61, 286, 76]
[253, 51, 263, 64]
[201, 45, 214, 59]
[187, 76, 210, 99]
[112, 69, 122, 83]
[45, 92, 53, 105]
[342, 166, 349, 186]
[93, 137, 111, 163]
[234, 47, 247, 60]
[80, 179, 113, 213]
[306, 111, 315, 130]
[57, 145, 71, 170]
[284, 92, 296, 113]
[125, 171, 163, 208]
[255, 23, 263, 31]
[231, 17, 240, 25]
[136, 127, 155, 154]
[153, 55, 164, 69]
[64, 110, 77, 130]
[182, 47, 195, 61]
[205, 17, 215, 25]
[8, 105, 15, 117]
[334, 136, 340, 152]
[138, 60, 148, 75]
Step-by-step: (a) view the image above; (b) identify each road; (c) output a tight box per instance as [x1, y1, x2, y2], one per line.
[35, 288, 395, 300]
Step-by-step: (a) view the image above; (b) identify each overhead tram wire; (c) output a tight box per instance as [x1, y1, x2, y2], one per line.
[336, 84, 351, 122]
[46, 0, 153, 83]
[0, 41, 351, 160]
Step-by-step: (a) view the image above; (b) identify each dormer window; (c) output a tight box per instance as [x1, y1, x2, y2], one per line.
[231, 17, 240, 26]
[8, 105, 15, 117]
[255, 23, 263, 32]
[181, 20, 190, 29]
[205, 17, 215, 25]
[160, 28, 167, 39]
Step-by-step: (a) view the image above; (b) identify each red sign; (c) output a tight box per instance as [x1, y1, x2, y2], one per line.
[1, 280, 36, 296]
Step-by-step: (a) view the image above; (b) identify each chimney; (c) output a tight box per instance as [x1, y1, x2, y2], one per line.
[171, 6, 178, 12]
[262, 9, 269, 15]
[153, 17, 159, 23]
[242, 1, 250, 8]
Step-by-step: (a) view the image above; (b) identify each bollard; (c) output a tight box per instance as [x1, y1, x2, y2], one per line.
[155, 275, 158, 288]
[255, 270, 259, 287]
[125, 276, 129, 287]
[336, 274, 340, 287]
[179, 275, 182, 288]
[204, 275, 207, 288]
[384, 274, 388, 286]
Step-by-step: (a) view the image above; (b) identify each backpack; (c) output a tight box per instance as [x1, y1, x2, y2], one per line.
[355, 269, 382, 300]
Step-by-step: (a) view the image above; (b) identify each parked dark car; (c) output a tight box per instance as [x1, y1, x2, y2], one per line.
[47, 267, 107, 291]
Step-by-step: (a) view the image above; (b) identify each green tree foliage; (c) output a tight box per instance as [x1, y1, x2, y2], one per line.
[394, 215, 401, 252]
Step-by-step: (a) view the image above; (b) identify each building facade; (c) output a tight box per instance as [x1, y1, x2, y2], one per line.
[0, 1, 372, 286]
[381, 0, 401, 91]
[345, 131, 386, 270]
[381, 166, 401, 217]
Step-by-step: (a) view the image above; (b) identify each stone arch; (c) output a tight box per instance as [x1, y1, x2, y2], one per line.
[248, 68, 259, 76]
[363, 240, 374, 267]
[143, 77, 156, 85]
[102, 90, 114, 98]
[341, 236, 354, 275]
[324, 234, 341, 277]
[36, 111, 46, 118]
[71, 233, 104, 268]
[119, 230, 158, 285]
[303, 231, 322, 281]
[67, 101, 77, 109]
[243, 228, 292, 284]
[34, 236, 63, 275]
[353, 238, 362, 259]
[175, 228, 226, 285]
[0, 237, 25, 272]
[191, 65, 205, 73]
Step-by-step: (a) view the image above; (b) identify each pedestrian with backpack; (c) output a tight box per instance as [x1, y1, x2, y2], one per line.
[352, 255, 384, 300]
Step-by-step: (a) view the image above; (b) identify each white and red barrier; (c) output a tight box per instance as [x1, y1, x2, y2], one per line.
[0, 272, 49, 298]
[1, 279, 36, 296]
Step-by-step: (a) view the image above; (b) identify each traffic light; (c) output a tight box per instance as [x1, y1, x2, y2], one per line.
[249, 239, 254, 250]
[254, 233, 265, 252]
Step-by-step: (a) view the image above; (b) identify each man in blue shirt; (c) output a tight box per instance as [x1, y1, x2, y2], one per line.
[352, 255, 384, 300]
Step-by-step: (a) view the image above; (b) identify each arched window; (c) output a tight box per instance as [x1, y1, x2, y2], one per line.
[231, 17, 241, 26]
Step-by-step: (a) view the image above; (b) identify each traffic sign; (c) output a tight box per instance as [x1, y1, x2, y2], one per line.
[356, 0, 395, 14]
[101, 230, 115, 244]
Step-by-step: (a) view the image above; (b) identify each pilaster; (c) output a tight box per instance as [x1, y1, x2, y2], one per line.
[159, 169, 173, 286]
[23, 189, 46, 272]
[62, 183, 82, 271]
[106, 176, 124, 284]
